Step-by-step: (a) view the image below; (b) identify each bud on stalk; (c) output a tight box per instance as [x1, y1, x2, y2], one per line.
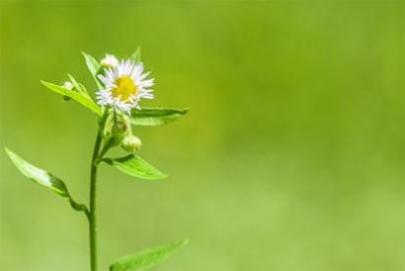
[102, 109, 131, 147]
[121, 134, 142, 153]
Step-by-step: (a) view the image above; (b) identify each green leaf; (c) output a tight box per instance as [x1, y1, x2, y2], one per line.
[130, 48, 141, 63]
[5, 147, 89, 215]
[82, 52, 102, 88]
[131, 107, 188, 126]
[110, 239, 189, 271]
[103, 154, 167, 180]
[5, 147, 68, 196]
[41, 80, 102, 116]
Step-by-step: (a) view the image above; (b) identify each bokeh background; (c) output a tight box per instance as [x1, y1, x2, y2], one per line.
[1, 1, 405, 271]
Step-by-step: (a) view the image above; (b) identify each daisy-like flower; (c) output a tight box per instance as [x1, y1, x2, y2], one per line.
[97, 57, 154, 112]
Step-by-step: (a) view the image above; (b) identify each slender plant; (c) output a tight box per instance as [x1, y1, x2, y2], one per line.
[5, 49, 188, 271]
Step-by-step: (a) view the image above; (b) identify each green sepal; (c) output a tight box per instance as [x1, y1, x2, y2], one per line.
[41, 80, 102, 116]
[131, 107, 188, 126]
[110, 239, 189, 271]
[102, 154, 167, 180]
[5, 147, 89, 216]
[82, 52, 102, 89]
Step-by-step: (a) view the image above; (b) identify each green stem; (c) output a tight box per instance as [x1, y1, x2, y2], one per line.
[89, 131, 102, 271]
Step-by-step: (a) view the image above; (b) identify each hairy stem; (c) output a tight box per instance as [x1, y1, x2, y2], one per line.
[89, 131, 102, 271]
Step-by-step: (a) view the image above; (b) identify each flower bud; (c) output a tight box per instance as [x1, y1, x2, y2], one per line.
[102, 110, 131, 146]
[101, 54, 119, 68]
[121, 134, 142, 152]
[62, 81, 74, 90]
[61, 81, 74, 101]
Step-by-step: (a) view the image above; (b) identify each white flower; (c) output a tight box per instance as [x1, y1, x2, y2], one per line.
[97, 58, 154, 112]
[63, 81, 74, 90]
[101, 54, 119, 68]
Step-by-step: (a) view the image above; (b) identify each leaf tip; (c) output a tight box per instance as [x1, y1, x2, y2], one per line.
[4, 147, 19, 164]
[4, 146, 12, 157]
[40, 80, 54, 90]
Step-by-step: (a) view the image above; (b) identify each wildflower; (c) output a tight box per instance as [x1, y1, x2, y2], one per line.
[97, 57, 154, 112]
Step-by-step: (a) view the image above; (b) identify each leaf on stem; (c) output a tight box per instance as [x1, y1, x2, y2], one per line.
[102, 154, 167, 180]
[129, 48, 141, 63]
[131, 107, 188, 126]
[41, 80, 102, 116]
[5, 147, 88, 215]
[82, 52, 102, 89]
[110, 239, 189, 271]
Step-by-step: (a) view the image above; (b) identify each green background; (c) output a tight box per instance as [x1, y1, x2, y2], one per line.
[1, 1, 405, 270]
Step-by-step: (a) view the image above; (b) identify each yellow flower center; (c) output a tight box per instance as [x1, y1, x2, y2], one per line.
[112, 76, 138, 102]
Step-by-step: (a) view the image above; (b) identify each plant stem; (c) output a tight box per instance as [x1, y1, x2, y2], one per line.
[89, 131, 102, 271]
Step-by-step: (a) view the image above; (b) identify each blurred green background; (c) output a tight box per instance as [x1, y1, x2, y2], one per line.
[1, 1, 405, 271]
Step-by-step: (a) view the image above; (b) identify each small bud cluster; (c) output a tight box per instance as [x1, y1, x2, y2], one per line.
[102, 109, 142, 153]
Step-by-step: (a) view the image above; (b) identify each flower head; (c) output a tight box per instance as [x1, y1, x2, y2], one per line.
[97, 57, 154, 112]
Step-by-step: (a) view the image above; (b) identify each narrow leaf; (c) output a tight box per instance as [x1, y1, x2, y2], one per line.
[82, 52, 102, 88]
[41, 80, 102, 116]
[110, 239, 189, 271]
[5, 147, 68, 196]
[131, 107, 188, 126]
[5, 148, 89, 215]
[103, 154, 167, 180]
[130, 48, 141, 63]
